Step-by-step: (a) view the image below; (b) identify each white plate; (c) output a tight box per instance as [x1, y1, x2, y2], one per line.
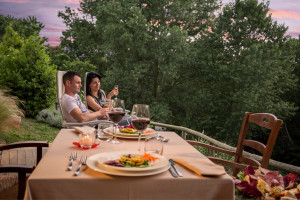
[95, 151, 168, 172]
[103, 127, 156, 139]
[86, 151, 170, 176]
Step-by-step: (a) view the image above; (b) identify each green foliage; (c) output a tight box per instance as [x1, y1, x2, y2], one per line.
[36, 109, 63, 128]
[0, 14, 45, 42]
[58, 0, 220, 110]
[0, 26, 57, 117]
[0, 118, 59, 143]
[58, 58, 97, 82]
[172, 0, 297, 146]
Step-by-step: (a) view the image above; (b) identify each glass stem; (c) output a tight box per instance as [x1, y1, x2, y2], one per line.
[113, 124, 117, 142]
[138, 131, 142, 152]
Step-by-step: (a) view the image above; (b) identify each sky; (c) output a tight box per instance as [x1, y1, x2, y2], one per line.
[0, 0, 299, 46]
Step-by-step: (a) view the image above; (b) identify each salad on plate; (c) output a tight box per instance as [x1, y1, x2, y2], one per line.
[105, 153, 158, 168]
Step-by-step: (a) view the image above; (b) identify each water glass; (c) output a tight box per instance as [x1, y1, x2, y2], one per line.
[144, 135, 164, 155]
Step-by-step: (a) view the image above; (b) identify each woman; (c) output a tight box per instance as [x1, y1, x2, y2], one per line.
[85, 72, 118, 112]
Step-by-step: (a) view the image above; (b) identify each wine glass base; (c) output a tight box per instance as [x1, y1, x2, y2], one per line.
[109, 140, 121, 144]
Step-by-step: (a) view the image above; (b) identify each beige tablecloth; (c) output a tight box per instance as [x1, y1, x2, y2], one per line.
[25, 129, 234, 200]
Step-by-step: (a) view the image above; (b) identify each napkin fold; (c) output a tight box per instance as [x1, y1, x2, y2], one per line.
[172, 157, 226, 176]
[73, 126, 95, 134]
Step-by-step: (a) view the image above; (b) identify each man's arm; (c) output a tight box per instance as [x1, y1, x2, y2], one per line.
[70, 107, 108, 122]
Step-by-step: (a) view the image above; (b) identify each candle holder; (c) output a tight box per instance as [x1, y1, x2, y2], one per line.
[79, 131, 95, 149]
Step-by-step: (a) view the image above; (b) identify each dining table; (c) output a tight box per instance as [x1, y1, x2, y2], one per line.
[25, 128, 234, 200]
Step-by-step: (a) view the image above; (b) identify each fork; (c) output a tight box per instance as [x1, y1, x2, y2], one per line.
[67, 152, 77, 171]
[74, 155, 87, 176]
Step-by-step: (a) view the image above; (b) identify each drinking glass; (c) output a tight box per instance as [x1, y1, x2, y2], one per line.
[144, 135, 163, 155]
[108, 99, 125, 144]
[114, 85, 118, 99]
[131, 104, 150, 152]
[97, 123, 111, 142]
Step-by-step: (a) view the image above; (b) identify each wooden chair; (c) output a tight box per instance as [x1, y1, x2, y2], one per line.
[0, 141, 49, 199]
[187, 112, 283, 176]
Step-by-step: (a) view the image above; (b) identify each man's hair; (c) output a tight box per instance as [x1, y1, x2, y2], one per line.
[63, 71, 81, 85]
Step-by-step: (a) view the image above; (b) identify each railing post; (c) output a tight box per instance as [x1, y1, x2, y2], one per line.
[182, 131, 187, 140]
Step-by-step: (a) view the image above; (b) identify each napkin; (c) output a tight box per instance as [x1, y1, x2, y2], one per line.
[73, 126, 95, 134]
[172, 157, 226, 176]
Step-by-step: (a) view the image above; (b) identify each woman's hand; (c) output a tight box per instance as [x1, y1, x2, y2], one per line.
[107, 87, 119, 99]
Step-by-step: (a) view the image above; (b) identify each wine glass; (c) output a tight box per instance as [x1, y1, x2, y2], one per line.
[114, 85, 118, 99]
[108, 99, 125, 144]
[131, 104, 150, 152]
[101, 99, 110, 108]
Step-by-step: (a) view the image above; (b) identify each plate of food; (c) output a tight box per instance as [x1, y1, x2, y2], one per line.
[103, 127, 156, 139]
[86, 151, 169, 174]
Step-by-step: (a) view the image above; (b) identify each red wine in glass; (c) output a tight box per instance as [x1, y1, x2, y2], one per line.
[109, 112, 125, 124]
[131, 118, 150, 131]
[131, 104, 150, 152]
[108, 99, 125, 144]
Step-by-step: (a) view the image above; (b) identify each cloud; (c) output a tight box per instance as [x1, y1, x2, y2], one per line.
[43, 26, 65, 32]
[268, 9, 300, 21]
[43, 35, 61, 46]
[58, 0, 79, 4]
[286, 31, 300, 38]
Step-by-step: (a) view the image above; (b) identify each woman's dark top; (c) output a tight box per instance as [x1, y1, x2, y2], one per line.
[87, 90, 106, 112]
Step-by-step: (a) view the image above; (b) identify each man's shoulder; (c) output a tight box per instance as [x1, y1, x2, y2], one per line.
[62, 93, 77, 103]
[62, 93, 79, 99]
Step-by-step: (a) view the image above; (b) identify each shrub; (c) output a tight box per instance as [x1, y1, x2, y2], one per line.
[36, 109, 62, 128]
[0, 26, 56, 117]
[0, 89, 24, 133]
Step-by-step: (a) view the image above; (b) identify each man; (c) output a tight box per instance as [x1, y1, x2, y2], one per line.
[61, 71, 108, 123]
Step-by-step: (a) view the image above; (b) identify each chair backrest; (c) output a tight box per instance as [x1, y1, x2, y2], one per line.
[84, 72, 89, 107]
[56, 70, 113, 128]
[56, 70, 67, 123]
[233, 112, 283, 174]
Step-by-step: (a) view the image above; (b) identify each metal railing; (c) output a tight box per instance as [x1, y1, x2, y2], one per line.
[151, 121, 300, 174]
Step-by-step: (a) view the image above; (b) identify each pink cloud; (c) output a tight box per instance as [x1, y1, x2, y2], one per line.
[0, 0, 29, 3]
[268, 9, 300, 21]
[58, 0, 80, 4]
[43, 26, 65, 32]
[43, 36, 61, 46]
[287, 31, 300, 38]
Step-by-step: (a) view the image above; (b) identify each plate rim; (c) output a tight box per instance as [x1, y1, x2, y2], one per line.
[103, 127, 156, 138]
[87, 159, 170, 176]
[87, 151, 169, 173]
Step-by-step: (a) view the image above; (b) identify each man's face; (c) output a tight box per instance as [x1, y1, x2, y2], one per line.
[69, 75, 82, 94]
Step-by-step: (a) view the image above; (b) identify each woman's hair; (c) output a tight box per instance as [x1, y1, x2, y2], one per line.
[86, 72, 101, 96]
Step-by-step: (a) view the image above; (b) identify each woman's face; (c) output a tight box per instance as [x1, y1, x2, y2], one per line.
[89, 77, 100, 92]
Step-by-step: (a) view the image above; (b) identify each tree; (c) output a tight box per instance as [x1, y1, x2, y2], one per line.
[0, 26, 56, 117]
[175, 0, 297, 146]
[59, 0, 220, 119]
[0, 15, 45, 42]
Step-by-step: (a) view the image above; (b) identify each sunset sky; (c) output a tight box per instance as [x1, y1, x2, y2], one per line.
[0, 0, 299, 46]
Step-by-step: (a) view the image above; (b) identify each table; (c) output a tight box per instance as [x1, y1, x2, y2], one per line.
[25, 129, 234, 200]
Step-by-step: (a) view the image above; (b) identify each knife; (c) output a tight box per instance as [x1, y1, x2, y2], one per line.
[169, 159, 183, 177]
[169, 167, 178, 178]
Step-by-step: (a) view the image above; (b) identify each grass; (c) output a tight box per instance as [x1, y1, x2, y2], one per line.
[0, 118, 60, 143]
